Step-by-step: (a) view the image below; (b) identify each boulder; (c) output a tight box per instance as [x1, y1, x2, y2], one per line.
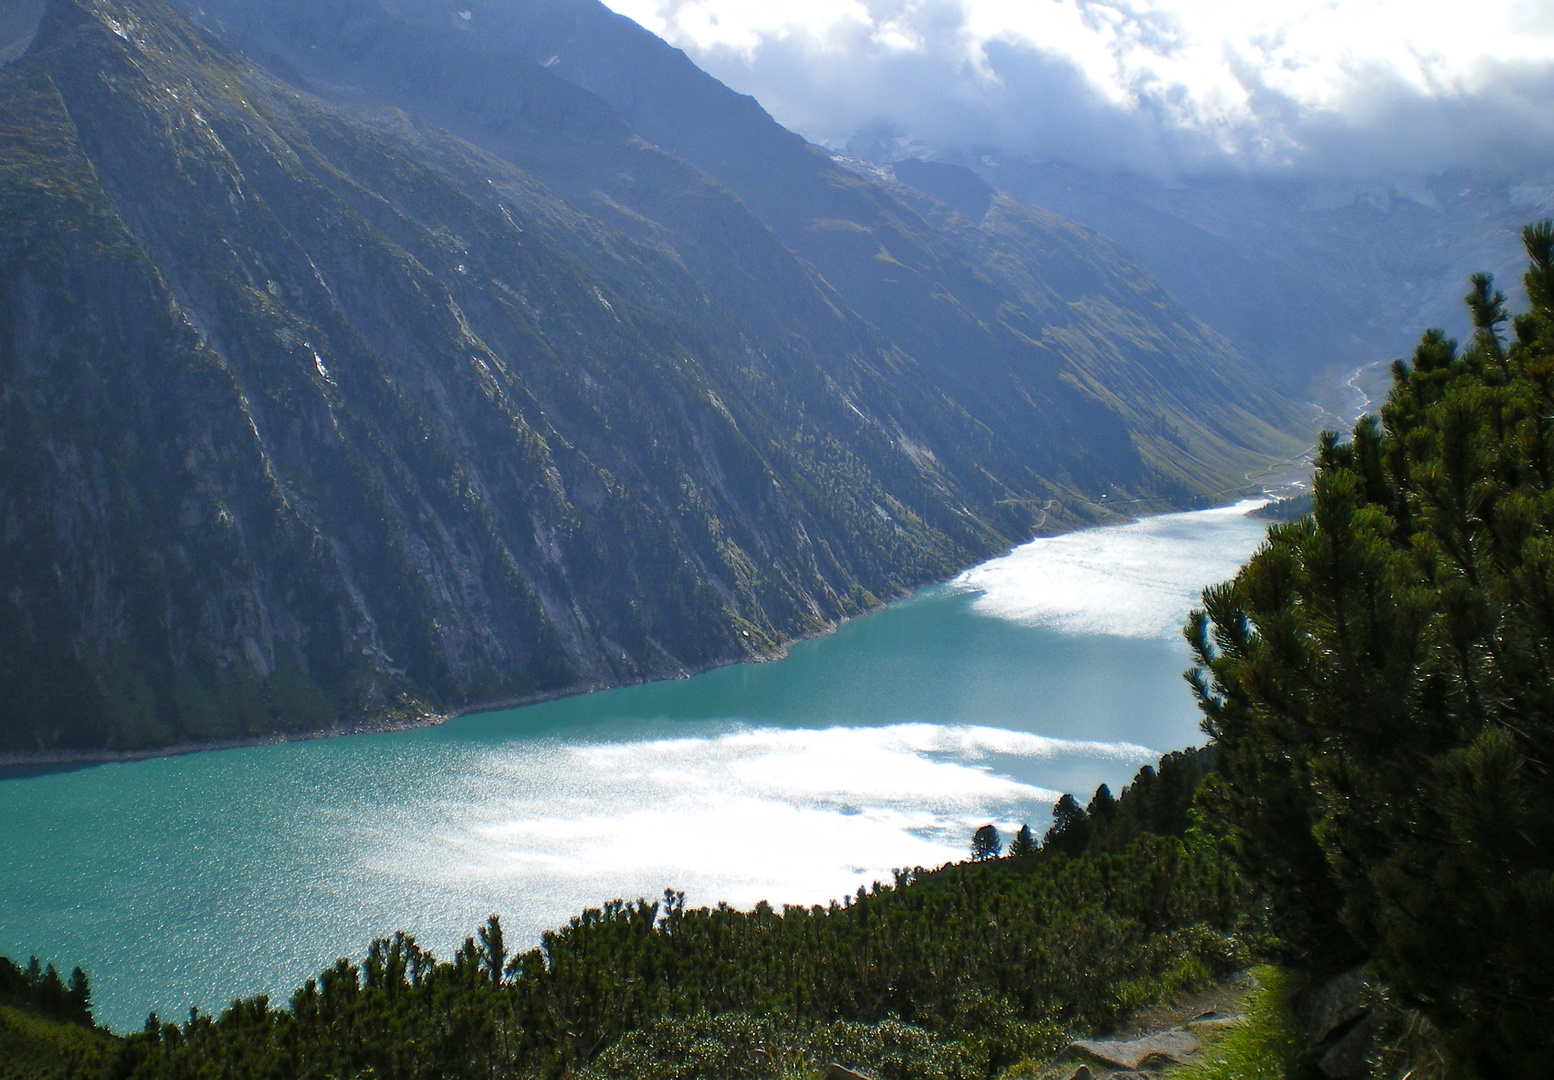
[1068, 1029, 1201, 1069]
[827, 1066, 872, 1080]
[1187, 1009, 1244, 1030]
[1301, 968, 1367, 1046]
[1318, 1009, 1385, 1080]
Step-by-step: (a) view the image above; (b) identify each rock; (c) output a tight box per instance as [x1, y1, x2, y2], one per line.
[1187, 1009, 1243, 1030]
[1318, 1009, 1385, 1080]
[1301, 967, 1367, 1046]
[1057, 1067, 1092, 1080]
[1068, 1028, 1201, 1069]
[1294, 966, 1383, 1080]
[827, 1065, 873, 1080]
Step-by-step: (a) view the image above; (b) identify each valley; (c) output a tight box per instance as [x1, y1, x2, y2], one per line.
[5, 2, 1545, 1076]
[0, 500, 1270, 1033]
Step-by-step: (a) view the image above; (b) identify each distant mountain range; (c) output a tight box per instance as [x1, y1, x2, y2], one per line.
[0, 0, 1303, 754]
[939, 156, 1551, 415]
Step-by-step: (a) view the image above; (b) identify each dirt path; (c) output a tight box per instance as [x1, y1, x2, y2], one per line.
[1051, 973, 1255, 1079]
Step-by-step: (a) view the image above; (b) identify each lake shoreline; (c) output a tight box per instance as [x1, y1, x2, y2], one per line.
[0, 591, 942, 767]
[0, 622, 826, 770]
[0, 484, 1301, 771]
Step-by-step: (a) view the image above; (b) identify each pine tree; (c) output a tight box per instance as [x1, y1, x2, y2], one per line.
[1007, 824, 1037, 857]
[1086, 785, 1116, 823]
[1188, 222, 1554, 1078]
[479, 915, 507, 988]
[970, 824, 1002, 860]
[1041, 795, 1089, 857]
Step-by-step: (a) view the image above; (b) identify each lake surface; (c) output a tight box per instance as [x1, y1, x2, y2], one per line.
[0, 501, 1271, 1031]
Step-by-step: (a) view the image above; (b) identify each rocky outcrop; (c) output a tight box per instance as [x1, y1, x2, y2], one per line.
[1298, 967, 1381, 1079]
[1068, 1029, 1202, 1070]
[826, 1065, 871, 1080]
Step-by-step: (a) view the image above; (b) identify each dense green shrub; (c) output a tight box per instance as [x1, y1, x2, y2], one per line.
[1188, 224, 1554, 1077]
[584, 1010, 1009, 1080]
[0, 955, 92, 1028]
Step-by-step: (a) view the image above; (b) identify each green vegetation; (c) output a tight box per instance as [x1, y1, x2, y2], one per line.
[0, 956, 110, 1080]
[969, 824, 1003, 860]
[102, 827, 1234, 1080]
[16, 236, 1554, 1078]
[8, 3, 1546, 1058]
[1189, 224, 1554, 1076]
[1030, 749, 1213, 860]
[590, 1011, 1008, 1080]
[1247, 493, 1314, 522]
[0, 956, 93, 1028]
[0, 1006, 117, 1080]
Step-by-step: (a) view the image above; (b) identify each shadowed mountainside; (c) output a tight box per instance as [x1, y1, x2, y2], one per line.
[0, 0, 1302, 754]
[186, 0, 1301, 495]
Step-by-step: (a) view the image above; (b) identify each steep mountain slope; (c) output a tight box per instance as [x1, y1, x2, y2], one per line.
[0, 0, 952, 751]
[954, 155, 1549, 407]
[408, 0, 1540, 418]
[179, 0, 1305, 495]
[0, 0, 1301, 755]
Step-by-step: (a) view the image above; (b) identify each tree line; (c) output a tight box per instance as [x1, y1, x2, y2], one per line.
[0, 955, 93, 1028]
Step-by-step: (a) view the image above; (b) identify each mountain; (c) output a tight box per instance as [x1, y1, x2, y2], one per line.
[183, 0, 1301, 495]
[941, 155, 1551, 413]
[0, 0, 1302, 754]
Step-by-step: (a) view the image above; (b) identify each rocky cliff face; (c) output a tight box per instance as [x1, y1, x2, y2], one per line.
[0, 0, 1302, 753]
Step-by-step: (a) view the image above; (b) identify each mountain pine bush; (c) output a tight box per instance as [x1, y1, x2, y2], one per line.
[1189, 222, 1554, 1077]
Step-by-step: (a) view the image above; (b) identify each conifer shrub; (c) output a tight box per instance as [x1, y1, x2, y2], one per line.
[1188, 223, 1554, 1077]
[0, 955, 93, 1027]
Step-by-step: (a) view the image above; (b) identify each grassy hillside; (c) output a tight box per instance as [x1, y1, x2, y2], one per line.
[0, 1007, 117, 1080]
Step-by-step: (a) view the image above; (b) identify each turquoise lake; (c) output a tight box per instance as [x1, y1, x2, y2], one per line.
[0, 501, 1272, 1031]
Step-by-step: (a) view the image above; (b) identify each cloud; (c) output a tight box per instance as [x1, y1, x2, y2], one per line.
[603, 0, 1554, 178]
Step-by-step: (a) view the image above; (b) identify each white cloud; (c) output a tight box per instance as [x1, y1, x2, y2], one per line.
[603, 0, 1554, 176]
[610, 0, 875, 56]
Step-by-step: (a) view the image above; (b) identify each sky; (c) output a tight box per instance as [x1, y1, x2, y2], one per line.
[602, 0, 1554, 180]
